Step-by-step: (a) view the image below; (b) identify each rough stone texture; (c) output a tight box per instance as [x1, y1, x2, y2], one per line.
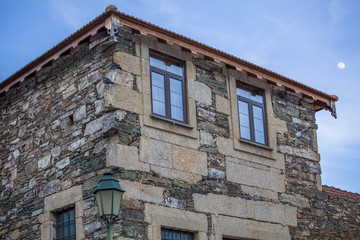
[113, 51, 141, 76]
[172, 145, 207, 176]
[0, 31, 140, 240]
[193, 193, 297, 226]
[191, 81, 212, 105]
[119, 180, 164, 204]
[226, 161, 285, 192]
[215, 94, 231, 115]
[272, 87, 360, 239]
[212, 215, 291, 240]
[1, 23, 359, 240]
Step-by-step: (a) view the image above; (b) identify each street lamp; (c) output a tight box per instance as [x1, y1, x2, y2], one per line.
[94, 172, 125, 240]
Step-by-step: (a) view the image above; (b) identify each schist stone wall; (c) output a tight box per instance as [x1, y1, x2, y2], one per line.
[1, 26, 359, 240]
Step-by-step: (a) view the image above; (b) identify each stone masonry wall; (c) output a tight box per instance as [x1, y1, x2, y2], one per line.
[0, 28, 142, 239]
[1, 24, 359, 240]
[273, 87, 360, 239]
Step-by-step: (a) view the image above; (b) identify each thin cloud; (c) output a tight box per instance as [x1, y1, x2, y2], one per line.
[49, 0, 83, 30]
[141, 0, 180, 15]
[329, 0, 347, 23]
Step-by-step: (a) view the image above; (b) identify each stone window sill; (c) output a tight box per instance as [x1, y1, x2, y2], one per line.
[150, 114, 194, 129]
[239, 138, 274, 151]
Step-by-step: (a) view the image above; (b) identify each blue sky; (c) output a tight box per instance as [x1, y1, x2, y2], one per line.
[1, 0, 359, 193]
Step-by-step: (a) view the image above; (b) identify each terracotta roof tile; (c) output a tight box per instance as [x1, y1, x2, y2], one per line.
[323, 185, 360, 201]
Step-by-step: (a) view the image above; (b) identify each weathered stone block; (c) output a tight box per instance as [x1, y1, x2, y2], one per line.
[191, 81, 212, 105]
[104, 84, 142, 114]
[94, 99, 104, 115]
[113, 51, 141, 75]
[278, 145, 320, 161]
[193, 193, 297, 226]
[151, 165, 202, 183]
[38, 154, 52, 170]
[215, 94, 230, 115]
[55, 157, 70, 170]
[39, 180, 61, 198]
[212, 215, 291, 240]
[279, 193, 310, 208]
[226, 160, 285, 192]
[172, 145, 207, 176]
[107, 144, 149, 171]
[200, 130, 214, 146]
[44, 185, 82, 211]
[140, 138, 172, 168]
[254, 201, 297, 226]
[142, 126, 199, 150]
[144, 204, 208, 232]
[106, 68, 134, 87]
[119, 180, 164, 204]
[73, 105, 87, 122]
[193, 193, 251, 219]
[68, 138, 86, 151]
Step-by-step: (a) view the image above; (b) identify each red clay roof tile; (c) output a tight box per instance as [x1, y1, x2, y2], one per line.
[323, 185, 360, 201]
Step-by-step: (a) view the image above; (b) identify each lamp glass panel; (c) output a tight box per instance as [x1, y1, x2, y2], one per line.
[112, 190, 123, 216]
[100, 190, 113, 218]
[95, 191, 104, 216]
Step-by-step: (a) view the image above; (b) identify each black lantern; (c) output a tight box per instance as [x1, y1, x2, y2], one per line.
[94, 172, 125, 239]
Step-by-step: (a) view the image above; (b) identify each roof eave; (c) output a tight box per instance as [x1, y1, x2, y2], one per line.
[0, 8, 338, 117]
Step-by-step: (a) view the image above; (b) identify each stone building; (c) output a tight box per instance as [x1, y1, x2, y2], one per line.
[1, 5, 359, 240]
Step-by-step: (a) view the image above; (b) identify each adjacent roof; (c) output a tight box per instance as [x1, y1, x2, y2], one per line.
[323, 185, 360, 201]
[0, 5, 338, 117]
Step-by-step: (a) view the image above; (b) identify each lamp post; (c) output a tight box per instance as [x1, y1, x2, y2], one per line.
[94, 172, 125, 240]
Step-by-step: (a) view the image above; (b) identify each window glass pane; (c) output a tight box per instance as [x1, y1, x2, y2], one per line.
[253, 106, 264, 132]
[254, 118, 264, 132]
[152, 72, 165, 88]
[153, 100, 166, 116]
[150, 55, 183, 76]
[237, 88, 250, 99]
[238, 100, 249, 114]
[239, 113, 250, 128]
[238, 100, 251, 140]
[167, 64, 183, 76]
[56, 208, 76, 240]
[150, 57, 166, 70]
[253, 106, 265, 144]
[240, 126, 251, 140]
[253, 105, 263, 119]
[161, 229, 193, 240]
[255, 130, 265, 144]
[250, 93, 263, 103]
[153, 86, 165, 101]
[69, 209, 75, 221]
[170, 78, 184, 121]
[171, 106, 184, 121]
[151, 72, 166, 116]
[63, 211, 69, 224]
[70, 223, 76, 236]
[57, 225, 64, 239]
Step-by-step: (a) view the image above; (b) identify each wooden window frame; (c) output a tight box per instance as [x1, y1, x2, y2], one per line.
[236, 82, 268, 146]
[150, 50, 188, 123]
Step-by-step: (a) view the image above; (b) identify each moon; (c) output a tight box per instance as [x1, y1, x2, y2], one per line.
[337, 62, 345, 69]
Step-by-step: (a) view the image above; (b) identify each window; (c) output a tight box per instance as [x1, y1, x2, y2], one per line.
[237, 83, 267, 145]
[54, 207, 76, 240]
[150, 51, 186, 123]
[161, 228, 193, 240]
